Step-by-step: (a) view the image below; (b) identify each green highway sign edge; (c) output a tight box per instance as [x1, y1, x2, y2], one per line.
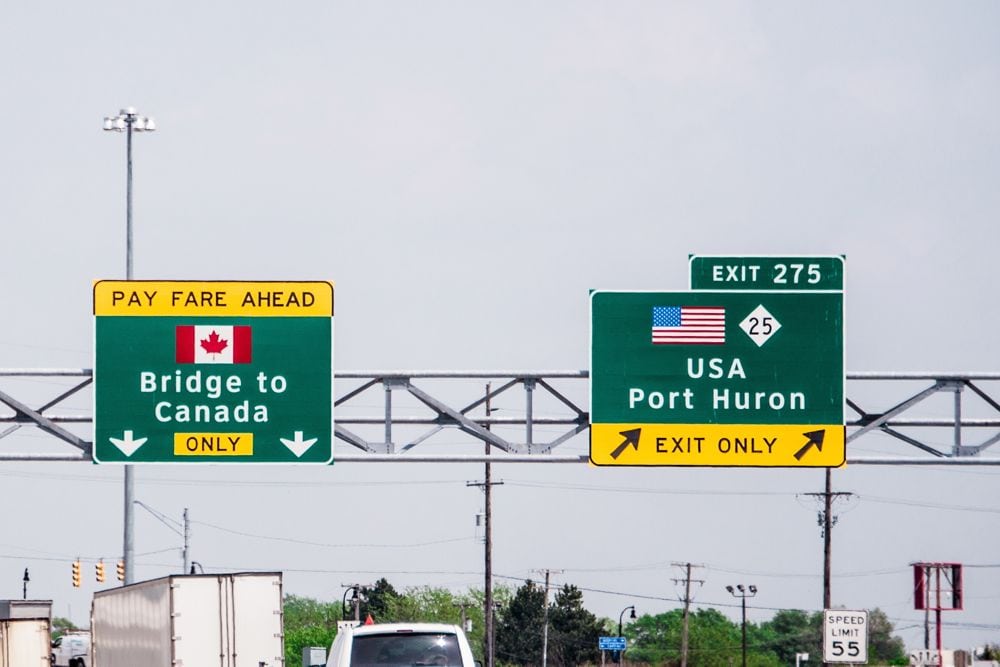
[688, 254, 846, 292]
[589, 289, 845, 426]
[93, 315, 334, 465]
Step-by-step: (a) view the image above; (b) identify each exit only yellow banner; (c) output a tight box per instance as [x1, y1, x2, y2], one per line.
[590, 424, 845, 467]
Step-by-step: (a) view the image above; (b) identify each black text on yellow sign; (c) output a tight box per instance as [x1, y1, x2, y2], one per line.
[174, 433, 254, 456]
[94, 280, 334, 317]
[590, 424, 846, 467]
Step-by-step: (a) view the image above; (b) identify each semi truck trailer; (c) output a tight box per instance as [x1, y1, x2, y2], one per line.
[91, 572, 283, 667]
[0, 600, 51, 667]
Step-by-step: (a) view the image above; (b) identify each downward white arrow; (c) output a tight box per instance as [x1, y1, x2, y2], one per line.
[108, 430, 148, 457]
[280, 431, 318, 458]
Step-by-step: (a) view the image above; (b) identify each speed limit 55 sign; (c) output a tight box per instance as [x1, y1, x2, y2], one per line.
[824, 610, 868, 663]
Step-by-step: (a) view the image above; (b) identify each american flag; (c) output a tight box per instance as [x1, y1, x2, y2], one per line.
[652, 306, 726, 344]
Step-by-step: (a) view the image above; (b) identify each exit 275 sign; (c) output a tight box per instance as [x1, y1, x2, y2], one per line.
[93, 280, 334, 464]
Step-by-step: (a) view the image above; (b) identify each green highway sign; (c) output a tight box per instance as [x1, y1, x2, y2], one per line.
[590, 290, 844, 467]
[94, 280, 334, 464]
[689, 255, 845, 291]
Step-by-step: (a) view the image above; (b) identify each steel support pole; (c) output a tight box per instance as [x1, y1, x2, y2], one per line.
[953, 386, 962, 456]
[823, 469, 832, 611]
[123, 118, 135, 585]
[525, 379, 534, 451]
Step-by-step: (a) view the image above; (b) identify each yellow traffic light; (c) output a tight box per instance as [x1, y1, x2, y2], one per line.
[96, 560, 106, 583]
[72, 560, 81, 588]
[116, 560, 125, 582]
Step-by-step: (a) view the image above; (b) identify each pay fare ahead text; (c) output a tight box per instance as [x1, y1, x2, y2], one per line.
[111, 288, 317, 310]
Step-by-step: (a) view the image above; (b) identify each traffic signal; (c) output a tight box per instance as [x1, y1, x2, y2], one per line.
[72, 560, 81, 588]
[96, 560, 106, 583]
[116, 560, 125, 582]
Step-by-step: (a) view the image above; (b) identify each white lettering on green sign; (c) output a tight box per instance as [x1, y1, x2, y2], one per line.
[625, 357, 806, 413]
[138, 369, 288, 425]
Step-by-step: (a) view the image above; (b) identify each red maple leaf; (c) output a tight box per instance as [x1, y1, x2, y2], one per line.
[200, 330, 229, 355]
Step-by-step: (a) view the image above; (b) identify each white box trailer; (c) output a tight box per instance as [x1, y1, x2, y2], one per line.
[91, 573, 283, 667]
[0, 600, 52, 667]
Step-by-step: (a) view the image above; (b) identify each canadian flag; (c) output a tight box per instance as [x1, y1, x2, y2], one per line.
[176, 325, 252, 364]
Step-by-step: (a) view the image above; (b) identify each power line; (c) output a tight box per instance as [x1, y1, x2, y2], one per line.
[192, 519, 476, 549]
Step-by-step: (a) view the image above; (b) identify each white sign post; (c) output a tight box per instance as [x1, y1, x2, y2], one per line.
[824, 610, 869, 663]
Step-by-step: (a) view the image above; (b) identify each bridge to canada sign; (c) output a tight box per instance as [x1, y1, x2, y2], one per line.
[589, 289, 844, 467]
[93, 280, 334, 464]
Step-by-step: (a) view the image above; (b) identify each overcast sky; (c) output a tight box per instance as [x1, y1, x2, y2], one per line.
[1, 0, 998, 654]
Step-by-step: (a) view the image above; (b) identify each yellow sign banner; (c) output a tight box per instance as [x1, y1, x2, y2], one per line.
[173, 433, 254, 456]
[94, 280, 334, 317]
[590, 423, 845, 467]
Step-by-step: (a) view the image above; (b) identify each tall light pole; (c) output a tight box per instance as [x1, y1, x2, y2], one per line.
[726, 584, 757, 667]
[103, 106, 155, 585]
[617, 605, 636, 663]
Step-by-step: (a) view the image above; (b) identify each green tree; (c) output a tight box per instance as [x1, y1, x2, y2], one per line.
[51, 616, 80, 639]
[548, 584, 602, 666]
[979, 644, 1000, 661]
[386, 586, 461, 623]
[627, 609, 683, 665]
[496, 580, 546, 665]
[867, 608, 906, 665]
[464, 584, 513, 665]
[283, 594, 341, 661]
[761, 609, 823, 665]
[627, 608, 779, 667]
[285, 624, 337, 664]
[361, 577, 400, 623]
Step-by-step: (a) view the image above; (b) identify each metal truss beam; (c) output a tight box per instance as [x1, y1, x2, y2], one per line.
[3, 369, 1000, 464]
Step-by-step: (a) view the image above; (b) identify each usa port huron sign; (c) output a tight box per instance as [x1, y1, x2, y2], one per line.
[590, 289, 844, 467]
[94, 280, 333, 464]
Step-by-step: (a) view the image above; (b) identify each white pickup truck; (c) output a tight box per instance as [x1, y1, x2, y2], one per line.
[326, 623, 478, 667]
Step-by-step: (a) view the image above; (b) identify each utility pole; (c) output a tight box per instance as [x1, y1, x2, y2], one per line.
[467, 384, 503, 667]
[542, 569, 551, 667]
[483, 386, 495, 667]
[806, 470, 852, 610]
[532, 569, 563, 667]
[182, 508, 190, 574]
[806, 470, 852, 667]
[672, 562, 704, 667]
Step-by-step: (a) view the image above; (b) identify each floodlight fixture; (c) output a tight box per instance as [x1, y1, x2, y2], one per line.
[104, 108, 156, 134]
